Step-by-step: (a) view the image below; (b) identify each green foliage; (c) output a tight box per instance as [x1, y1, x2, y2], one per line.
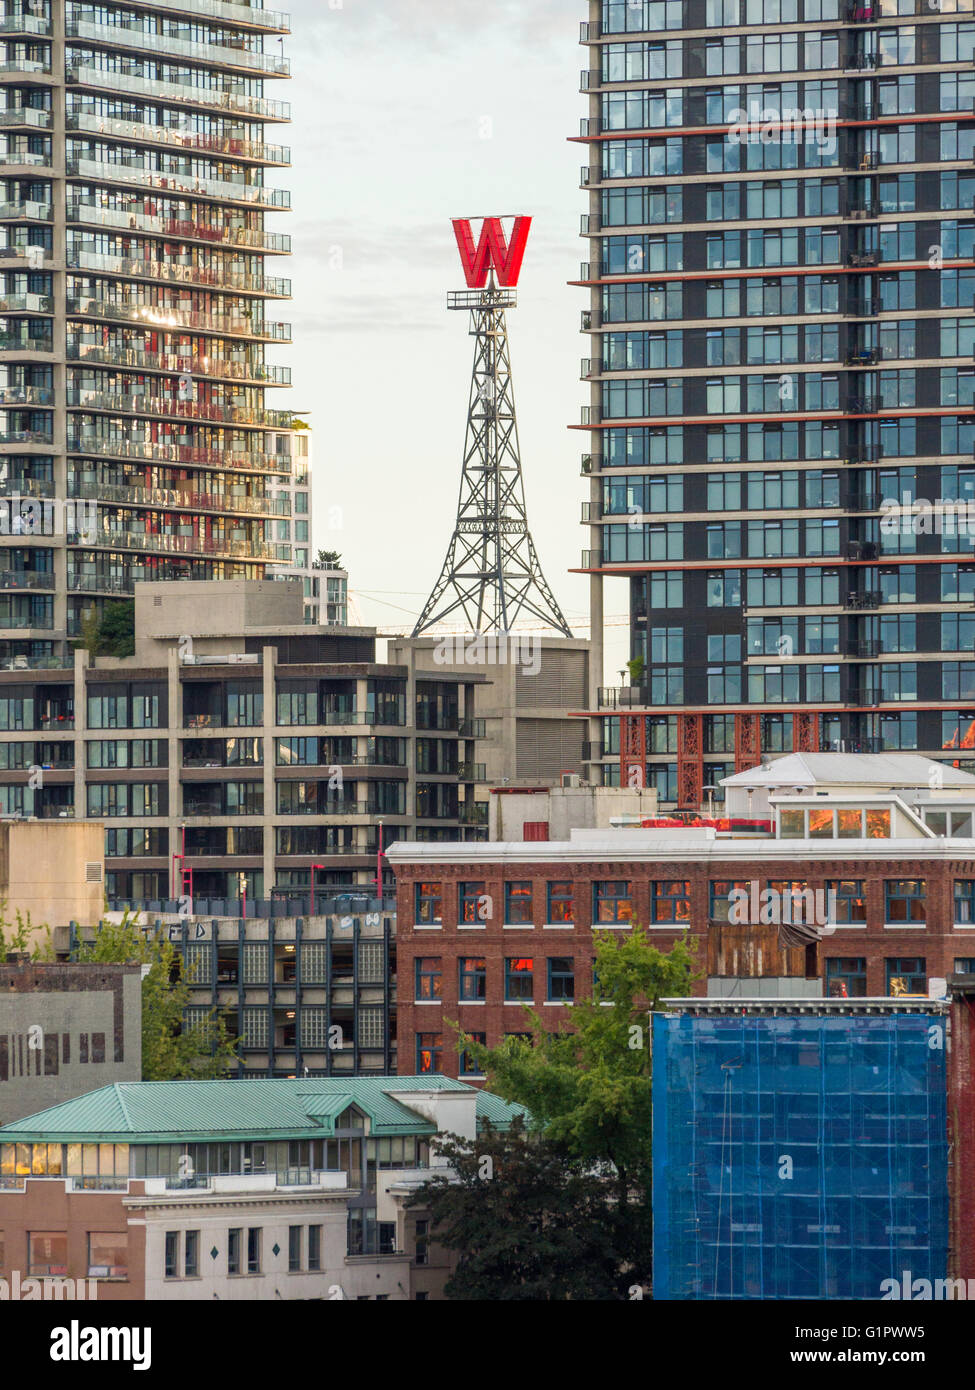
[316, 549, 342, 568]
[457, 927, 701, 1288]
[626, 655, 646, 684]
[77, 915, 240, 1081]
[0, 904, 53, 962]
[74, 600, 135, 659]
[406, 1119, 622, 1300]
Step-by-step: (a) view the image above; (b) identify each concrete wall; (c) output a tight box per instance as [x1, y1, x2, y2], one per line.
[0, 964, 142, 1124]
[0, 820, 104, 935]
[490, 786, 659, 841]
[134, 579, 306, 660]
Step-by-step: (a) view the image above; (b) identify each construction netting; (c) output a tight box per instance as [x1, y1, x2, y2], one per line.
[652, 1011, 948, 1300]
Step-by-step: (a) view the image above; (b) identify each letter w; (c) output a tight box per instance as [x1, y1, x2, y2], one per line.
[452, 217, 532, 288]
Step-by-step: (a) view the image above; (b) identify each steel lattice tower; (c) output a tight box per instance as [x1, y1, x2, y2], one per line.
[412, 276, 572, 637]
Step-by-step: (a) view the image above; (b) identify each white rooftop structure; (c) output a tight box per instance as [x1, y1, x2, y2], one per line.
[722, 753, 975, 792]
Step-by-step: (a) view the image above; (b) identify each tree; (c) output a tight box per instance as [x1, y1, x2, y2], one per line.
[76, 916, 240, 1080]
[315, 549, 342, 568]
[406, 1119, 622, 1300]
[74, 600, 136, 659]
[0, 904, 53, 962]
[460, 927, 700, 1287]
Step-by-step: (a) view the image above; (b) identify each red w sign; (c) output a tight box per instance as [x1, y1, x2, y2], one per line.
[452, 216, 532, 288]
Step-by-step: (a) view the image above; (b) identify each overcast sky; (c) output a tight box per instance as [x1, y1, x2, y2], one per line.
[278, 0, 628, 675]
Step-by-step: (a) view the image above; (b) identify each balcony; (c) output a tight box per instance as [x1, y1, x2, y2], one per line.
[64, 155, 290, 211]
[0, 293, 52, 313]
[0, 58, 51, 75]
[0, 108, 51, 130]
[0, 200, 51, 222]
[580, 117, 601, 137]
[75, 528, 278, 561]
[0, 430, 52, 447]
[580, 20, 601, 39]
[0, 150, 50, 169]
[67, 434, 291, 475]
[846, 202, 880, 220]
[66, 198, 290, 253]
[0, 15, 50, 35]
[67, 572, 129, 594]
[458, 762, 486, 782]
[846, 540, 879, 560]
[71, 481, 287, 518]
[0, 386, 52, 406]
[845, 346, 879, 365]
[65, 295, 292, 343]
[66, 388, 293, 431]
[0, 477, 54, 498]
[65, 111, 289, 165]
[67, 342, 291, 386]
[844, 444, 879, 464]
[458, 803, 488, 826]
[847, 250, 879, 270]
[844, 590, 880, 613]
[846, 2, 878, 17]
[848, 491, 879, 511]
[846, 638, 881, 659]
[458, 718, 486, 739]
[844, 690, 881, 708]
[597, 686, 651, 709]
[65, 18, 291, 77]
[0, 571, 55, 591]
[846, 395, 880, 413]
[845, 153, 879, 173]
[65, 66, 290, 122]
[0, 335, 51, 354]
[844, 51, 879, 71]
[66, 248, 291, 298]
[117, 0, 290, 32]
[580, 68, 598, 91]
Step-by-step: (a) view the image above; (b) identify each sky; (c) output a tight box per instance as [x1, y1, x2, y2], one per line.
[277, 0, 628, 676]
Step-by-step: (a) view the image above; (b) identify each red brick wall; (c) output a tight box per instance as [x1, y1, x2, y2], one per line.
[395, 855, 974, 1079]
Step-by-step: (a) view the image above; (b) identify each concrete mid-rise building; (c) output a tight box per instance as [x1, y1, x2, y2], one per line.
[0, 1075, 525, 1300]
[0, 815, 103, 931]
[0, 580, 486, 908]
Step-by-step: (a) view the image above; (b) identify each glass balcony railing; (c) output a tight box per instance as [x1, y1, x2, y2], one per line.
[67, 433, 291, 474]
[67, 341, 291, 386]
[122, 0, 290, 33]
[0, 150, 50, 167]
[0, 108, 51, 129]
[0, 335, 53, 353]
[0, 200, 51, 221]
[65, 18, 290, 75]
[0, 57, 51, 75]
[65, 65, 290, 121]
[66, 295, 291, 342]
[0, 15, 50, 36]
[0, 429, 52, 446]
[66, 388, 293, 430]
[0, 385, 52, 405]
[0, 292, 52, 313]
[71, 480, 288, 517]
[65, 154, 290, 209]
[65, 110, 289, 164]
[0, 570, 55, 590]
[67, 572, 129, 593]
[71, 528, 277, 560]
[66, 197, 290, 252]
[66, 248, 291, 297]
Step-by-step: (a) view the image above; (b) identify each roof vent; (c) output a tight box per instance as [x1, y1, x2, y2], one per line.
[85, 862, 103, 883]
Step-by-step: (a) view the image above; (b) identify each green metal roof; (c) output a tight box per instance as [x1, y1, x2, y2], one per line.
[0, 1077, 526, 1144]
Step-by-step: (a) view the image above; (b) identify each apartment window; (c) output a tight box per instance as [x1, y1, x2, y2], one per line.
[651, 881, 690, 925]
[415, 1218, 430, 1267]
[85, 1232, 127, 1280]
[885, 880, 926, 924]
[593, 881, 632, 923]
[547, 958, 575, 1002]
[416, 1033, 442, 1074]
[826, 881, 866, 925]
[955, 959, 975, 974]
[288, 1226, 302, 1273]
[414, 957, 442, 1001]
[228, 1228, 241, 1276]
[458, 881, 487, 924]
[459, 1032, 486, 1076]
[308, 1226, 322, 1272]
[886, 958, 926, 997]
[164, 1231, 179, 1280]
[825, 958, 867, 998]
[414, 881, 442, 926]
[546, 881, 574, 924]
[709, 880, 750, 923]
[184, 1230, 199, 1279]
[247, 1228, 261, 1275]
[504, 957, 534, 1002]
[955, 881, 975, 924]
[458, 957, 486, 1001]
[504, 881, 533, 925]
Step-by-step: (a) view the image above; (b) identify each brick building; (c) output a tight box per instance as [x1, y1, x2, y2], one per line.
[385, 754, 975, 1080]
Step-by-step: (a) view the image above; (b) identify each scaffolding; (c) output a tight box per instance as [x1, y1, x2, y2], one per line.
[652, 1003, 949, 1300]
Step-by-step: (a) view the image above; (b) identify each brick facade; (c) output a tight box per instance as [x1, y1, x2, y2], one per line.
[393, 850, 975, 1080]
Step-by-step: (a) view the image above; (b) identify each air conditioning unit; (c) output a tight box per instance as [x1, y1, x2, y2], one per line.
[561, 772, 582, 788]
